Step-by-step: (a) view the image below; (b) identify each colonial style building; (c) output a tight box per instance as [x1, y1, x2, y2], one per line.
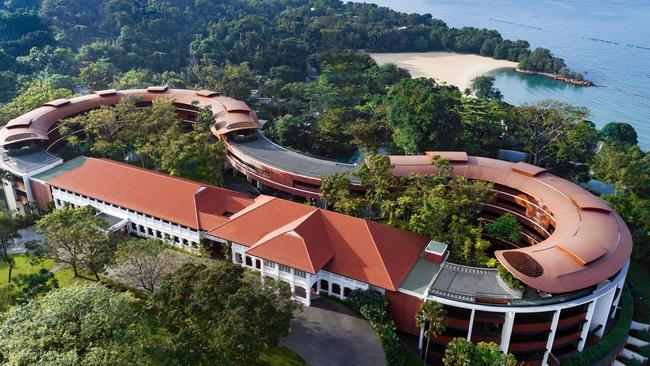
[0, 88, 632, 365]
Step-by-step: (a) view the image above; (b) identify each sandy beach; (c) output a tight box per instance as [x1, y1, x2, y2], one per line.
[369, 52, 518, 90]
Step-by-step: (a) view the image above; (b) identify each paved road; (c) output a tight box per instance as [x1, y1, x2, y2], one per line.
[9, 227, 42, 254]
[282, 297, 387, 366]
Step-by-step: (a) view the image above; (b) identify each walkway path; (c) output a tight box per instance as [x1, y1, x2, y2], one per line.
[282, 297, 387, 366]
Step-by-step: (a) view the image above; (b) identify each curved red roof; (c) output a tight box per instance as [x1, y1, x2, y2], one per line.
[389, 153, 632, 294]
[0, 88, 261, 147]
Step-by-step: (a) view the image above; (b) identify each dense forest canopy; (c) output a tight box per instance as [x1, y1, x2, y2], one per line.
[0, 0, 577, 107]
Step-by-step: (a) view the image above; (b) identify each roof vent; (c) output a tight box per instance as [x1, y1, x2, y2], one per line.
[196, 90, 220, 98]
[570, 194, 612, 213]
[147, 86, 168, 93]
[96, 89, 117, 97]
[511, 162, 547, 177]
[502, 251, 544, 277]
[43, 99, 70, 108]
[5, 117, 32, 129]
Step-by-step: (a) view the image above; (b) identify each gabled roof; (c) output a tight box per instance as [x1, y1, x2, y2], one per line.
[246, 210, 334, 274]
[209, 197, 429, 291]
[47, 158, 255, 230]
[319, 211, 429, 291]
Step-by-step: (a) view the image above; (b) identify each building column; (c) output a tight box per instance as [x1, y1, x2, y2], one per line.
[578, 300, 596, 352]
[418, 324, 425, 350]
[467, 309, 476, 341]
[542, 309, 561, 366]
[305, 287, 311, 307]
[592, 283, 617, 338]
[328, 281, 333, 296]
[500, 312, 515, 353]
[610, 283, 625, 319]
[22, 175, 34, 204]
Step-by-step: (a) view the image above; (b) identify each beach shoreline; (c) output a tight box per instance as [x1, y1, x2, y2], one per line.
[369, 51, 518, 90]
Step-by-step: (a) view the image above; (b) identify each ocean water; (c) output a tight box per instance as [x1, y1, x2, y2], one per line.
[367, 0, 650, 149]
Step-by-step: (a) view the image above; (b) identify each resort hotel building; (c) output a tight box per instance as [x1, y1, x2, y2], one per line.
[0, 88, 632, 366]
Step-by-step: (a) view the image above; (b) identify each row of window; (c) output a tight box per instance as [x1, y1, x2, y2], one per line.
[237, 253, 306, 278]
[53, 188, 198, 233]
[129, 223, 198, 248]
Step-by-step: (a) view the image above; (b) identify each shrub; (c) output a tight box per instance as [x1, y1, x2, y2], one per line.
[562, 291, 633, 366]
[347, 289, 388, 323]
[375, 321, 405, 366]
[497, 265, 524, 291]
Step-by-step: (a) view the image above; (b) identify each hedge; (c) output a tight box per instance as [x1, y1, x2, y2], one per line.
[561, 291, 633, 366]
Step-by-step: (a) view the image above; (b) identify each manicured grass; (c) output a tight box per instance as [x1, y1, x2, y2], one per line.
[259, 345, 307, 366]
[53, 266, 94, 288]
[0, 255, 54, 284]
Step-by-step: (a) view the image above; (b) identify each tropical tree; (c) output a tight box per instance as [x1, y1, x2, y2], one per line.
[0, 80, 73, 123]
[443, 337, 475, 366]
[415, 300, 447, 363]
[154, 262, 296, 365]
[510, 100, 598, 181]
[31, 206, 116, 279]
[470, 75, 503, 100]
[0, 213, 22, 282]
[116, 239, 183, 293]
[443, 338, 518, 366]
[320, 172, 360, 216]
[591, 143, 650, 196]
[387, 77, 463, 154]
[79, 60, 119, 90]
[600, 122, 638, 146]
[485, 214, 522, 244]
[10, 268, 59, 304]
[0, 284, 151, 365]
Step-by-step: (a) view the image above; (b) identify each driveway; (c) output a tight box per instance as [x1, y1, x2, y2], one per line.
[9, 227, 43, 255]
[282, 297, 387, 366]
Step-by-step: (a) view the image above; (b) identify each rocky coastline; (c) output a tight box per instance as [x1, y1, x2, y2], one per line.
[514, 68, 596, 87]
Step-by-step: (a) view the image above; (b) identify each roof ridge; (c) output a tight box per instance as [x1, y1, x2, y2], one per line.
[364, 220, 396, 291]
[247, 210, 319, 273]
[193, 186, 207, 230]
[94, 157, 219, 190]
[295, 209, 330, 273]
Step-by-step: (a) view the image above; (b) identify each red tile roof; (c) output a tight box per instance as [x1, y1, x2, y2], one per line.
[48, 157, 429, 291]
[246, 210, 335, 274]
[209, 197, 430, 291]
[47, 158, 255, 230]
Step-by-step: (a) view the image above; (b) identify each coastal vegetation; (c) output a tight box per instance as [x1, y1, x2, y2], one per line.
[0, 0, 583, 114]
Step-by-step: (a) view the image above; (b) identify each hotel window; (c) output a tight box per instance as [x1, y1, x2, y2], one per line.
[279, 264, 291, 273]
[295, 270, 307, 278]
[235, 253, 243, 264]
[131, 223, 137, 231]
[264, 260, 275, 268]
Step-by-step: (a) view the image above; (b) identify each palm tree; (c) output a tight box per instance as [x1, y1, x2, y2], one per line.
[415, 300, 447, 364]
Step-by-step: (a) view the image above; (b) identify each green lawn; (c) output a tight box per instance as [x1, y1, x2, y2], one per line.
[0, 255, 54, 284]
[53, 266, 94, 288]
[259, 345, 307, 366]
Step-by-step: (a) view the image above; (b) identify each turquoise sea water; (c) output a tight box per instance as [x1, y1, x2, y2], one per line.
[368, 0, 650, 149]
